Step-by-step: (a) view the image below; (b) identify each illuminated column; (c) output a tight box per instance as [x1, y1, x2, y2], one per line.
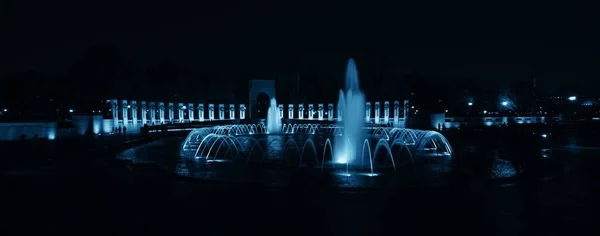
[403, 100, 409, 127]
[374, 102, 380, 124]
[149, 102, 156, 124]
[337, 104, 342, 122]
[198, 104, 205, 121]
[218, 104, 225, 120]
[288, 104, 294, 119]
[131, 100, 138, 125]
[178, 103, 184, 123]
[298, 104, 304, 119]
[229, 104, 235, 119]
[122, 100, 129, 126]
[308, 104, 314, 120]
[158, 102, 165, 124]
[384, 101, 390, 123]
[365, 102, 371, 122]
[208, 104, 214, 120]
[188, 103, 195, 122]
[141, 101, 147, 124]
[328, 103, 334, 121]
[111, 99, 119, 127]
[393, 101, 400, 120]
[318, 104, 324, 120]
[278, 104, 284, 119]
[239, 104, 246, 119]
[168, 103, 174, 123]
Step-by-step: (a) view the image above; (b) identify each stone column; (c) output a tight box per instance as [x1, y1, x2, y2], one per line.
[298, 104, 304, 119]
[141, 101, 147, 124]
[149, 102, 156, 125]
[327, 103, 334, 121]
[122, 100, 129, 126]
[278, 104, 284, 119]
[288, 104, 294, 119]
[208, 104, 214, 120]
[131, 100, 138, 125]
[239, 104, 246, 119]
[393, 101, 399, 126]
[384, 101, 390, 123]
[365, 102, 371, 123]
[374, 102, 380, 124]
[178, 103, 185, 123]
[229, 104, 235, 119]
[188, 103, 194, 122]
[318, 104, 324, 120]
[403, 100, 409, 128]
[159, 102, 165, 124]
[168, 103, 174, 123]
[308, 104, 314, 120]
[218, 104, 225, 120]
[111, 99, 119, 127]
[198, 104, 205, 121]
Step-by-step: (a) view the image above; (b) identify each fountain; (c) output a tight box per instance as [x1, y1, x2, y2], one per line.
[333, 58, 366, 165]
[266, 97, 281, 134]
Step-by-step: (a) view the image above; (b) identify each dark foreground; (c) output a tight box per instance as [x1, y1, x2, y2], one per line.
[1, 153, 600, 236]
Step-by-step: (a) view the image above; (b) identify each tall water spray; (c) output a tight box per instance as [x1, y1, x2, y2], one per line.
[334, 58, 366, 164]
[266, 97, 281, 134]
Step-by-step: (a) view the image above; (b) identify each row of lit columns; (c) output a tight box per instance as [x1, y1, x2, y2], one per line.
[110, 99, 409, 126]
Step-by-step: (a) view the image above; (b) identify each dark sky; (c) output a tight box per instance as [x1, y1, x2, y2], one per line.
[2, 0, 599, 94]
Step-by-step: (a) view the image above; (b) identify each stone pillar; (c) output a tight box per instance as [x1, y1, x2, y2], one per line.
[229, 104, 235, 119]
[178, 103, 184, 123]
[318, 104, 324, 120]
[288, 104, 294, 119]
[198, 104, 205, 121]
[168, 103, 174, 123]
[365, 102, 371, 123]
[328, 103, 334, 121]
[337, 104, 343, 122]
[278, 104, 284, 119]
[374, 102, 380, 124]
[158, 102, 165, 124]
[208, 104, 215, 120]
[298, 104, 304, 119]
[239, 104, 246, 119]
[131, 100, 138, 125]
[403, 100, 409, 128]
[122, 100, 129, 126]
[149, 102, 156, 124]
[308, 104, 314, 120]
[218, 104, 225, 120]
[384, 101, 390, 123]
[111, 99, 119, 127]
[188, 103, 194, 122]
[141, 101, 147, 124]
[393, 101, 400, 126]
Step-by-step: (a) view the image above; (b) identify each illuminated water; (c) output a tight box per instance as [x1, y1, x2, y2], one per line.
[334, 58, 366, 165]
[266, 97, 281, 134]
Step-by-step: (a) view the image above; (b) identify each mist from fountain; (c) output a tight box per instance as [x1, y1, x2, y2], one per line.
[266, 97, 282, 134]
[333, 58, 366, 165]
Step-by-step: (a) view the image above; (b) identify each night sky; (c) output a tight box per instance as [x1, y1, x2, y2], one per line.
[2, 0, 599, 95]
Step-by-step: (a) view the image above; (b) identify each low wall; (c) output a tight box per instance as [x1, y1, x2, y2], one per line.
[0, 122, 57, 141]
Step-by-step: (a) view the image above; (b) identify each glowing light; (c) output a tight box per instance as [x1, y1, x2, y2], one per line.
[69, 109, 74, 113]
[127, 105, 131, 108]
[183, 106, 187, 109]
[483, 110, 487, 114]
[502, 101, 508, 106]
[3, 109, 6, 112]
[445, 110, 448, 113]
[468, 102, 473, 106]
[568, 96, 577, 101]
[541, 134, 548, 138]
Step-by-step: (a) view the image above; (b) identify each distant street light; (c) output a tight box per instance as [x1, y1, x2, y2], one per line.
[468, 102, 473, 106]
[483, 110, 488, 114]
[568, 96, 577, 101]
[69, 109, 74, 113]
[3, 109, 6, 112]
[502, 101, 509, 106]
